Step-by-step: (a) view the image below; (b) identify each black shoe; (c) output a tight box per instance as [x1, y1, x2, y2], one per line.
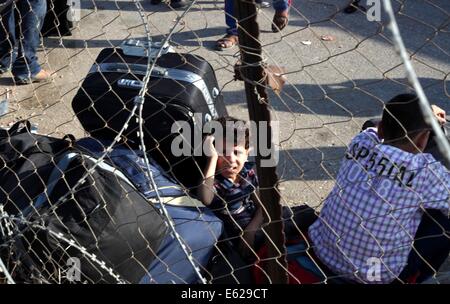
[169, 0, 189, 9]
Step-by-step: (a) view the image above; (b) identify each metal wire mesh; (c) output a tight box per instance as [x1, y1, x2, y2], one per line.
[0, 0, 449, 284]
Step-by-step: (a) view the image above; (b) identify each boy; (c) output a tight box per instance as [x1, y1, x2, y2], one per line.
[197, 117, 316, 253]
[308, 94, 450, 283]
[197, 117, 260, 246]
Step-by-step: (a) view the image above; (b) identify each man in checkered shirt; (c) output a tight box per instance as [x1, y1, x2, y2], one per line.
[309, 93, 450, 283]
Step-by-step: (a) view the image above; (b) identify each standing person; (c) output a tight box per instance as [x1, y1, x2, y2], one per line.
[216, 0, 291, 50]
[308, 94, 450, 284]
[0, 0, 52, 84]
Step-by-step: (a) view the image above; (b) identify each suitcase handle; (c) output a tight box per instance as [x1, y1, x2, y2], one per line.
[120, 39, 174, 58]
[117, 79, 143, 90]
[90, 62, 168, 77]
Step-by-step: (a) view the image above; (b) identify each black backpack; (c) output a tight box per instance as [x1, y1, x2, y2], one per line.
[0, 121, 168, 283]
[0, 121, 74, 216]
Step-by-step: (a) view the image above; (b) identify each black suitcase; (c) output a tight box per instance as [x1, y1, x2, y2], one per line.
[72, 40, 228, 188]
[42, 0, 75, 37]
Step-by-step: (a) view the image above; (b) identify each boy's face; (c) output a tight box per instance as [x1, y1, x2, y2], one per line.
[216, 140, 249, 181]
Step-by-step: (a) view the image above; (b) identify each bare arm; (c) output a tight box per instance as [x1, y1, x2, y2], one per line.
[431, 105, 446, 125]
[196, 136, 218, 206]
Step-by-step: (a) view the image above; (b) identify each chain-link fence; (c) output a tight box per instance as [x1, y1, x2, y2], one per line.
[0, 0, 449, 284]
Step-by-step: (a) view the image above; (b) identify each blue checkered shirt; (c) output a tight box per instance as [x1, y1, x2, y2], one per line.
[308, 128, 450, 283]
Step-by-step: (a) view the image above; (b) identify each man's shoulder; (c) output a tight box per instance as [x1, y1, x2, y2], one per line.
[352, 127, 381, 145]
[419, 153, 449, 175]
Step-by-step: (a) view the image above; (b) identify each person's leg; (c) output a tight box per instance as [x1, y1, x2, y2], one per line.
[272, 0, 290, 12]
[225, 0, 237, 37]
[0, 2, 16, 73]
[216, 0, 238, 50]
[271, 0, 291, 32]
[398, 210, 450, 283]
[12, 0, 47, 82]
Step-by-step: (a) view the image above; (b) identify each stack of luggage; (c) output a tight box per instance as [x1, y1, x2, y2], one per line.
[0, 121, 168, 283]
[72, 39, 228, 189]
[0, 39, 228, 283]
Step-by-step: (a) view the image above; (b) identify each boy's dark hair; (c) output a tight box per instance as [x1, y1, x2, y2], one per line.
[381, 93, 430, 143]
[215, 116, 250, 149]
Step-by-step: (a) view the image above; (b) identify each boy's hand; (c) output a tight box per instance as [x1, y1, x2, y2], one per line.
[203, 135, 218, 159]
[432, 105, 446, 126]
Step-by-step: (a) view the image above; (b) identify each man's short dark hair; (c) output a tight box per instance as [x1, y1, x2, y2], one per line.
[381, 93, 430, 143]
[216, 116, 250, 149]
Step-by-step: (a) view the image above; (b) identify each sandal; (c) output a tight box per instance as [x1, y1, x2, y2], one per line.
[216, 34, 238, 51]
[271, 10, 289, 33]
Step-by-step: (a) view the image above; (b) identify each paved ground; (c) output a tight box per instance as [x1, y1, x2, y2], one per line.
[0, 0, 449, 281]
